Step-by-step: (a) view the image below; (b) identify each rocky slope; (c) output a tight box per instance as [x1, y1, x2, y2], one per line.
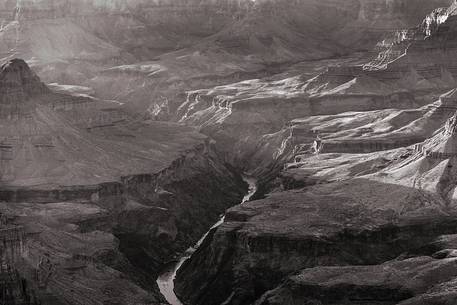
[199, 0, 457, 180]
[3, 1, 457, 305]
[173, 2, 457, 303]
[255, 256, 457, 305]
[5, 0, 450, 62]
[175, 110, 457, 305]
[0, 0, 450, 115]
[0, 58, 247, 305]
[155, 0, 457, 176]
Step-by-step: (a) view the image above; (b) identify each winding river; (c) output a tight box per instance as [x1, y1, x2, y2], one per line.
[157, 176, 258, 305]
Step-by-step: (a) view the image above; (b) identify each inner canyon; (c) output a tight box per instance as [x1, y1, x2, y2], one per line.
[2, 1, 457, 305]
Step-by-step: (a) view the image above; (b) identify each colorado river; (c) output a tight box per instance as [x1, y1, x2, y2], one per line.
[157, 176, 258, 305]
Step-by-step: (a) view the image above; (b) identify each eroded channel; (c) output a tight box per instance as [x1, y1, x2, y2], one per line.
[157, 176, 258, 305]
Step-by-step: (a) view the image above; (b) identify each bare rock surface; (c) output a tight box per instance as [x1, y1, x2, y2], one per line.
[0, 58, 206, 188]
[1, 201, 165, 305]
[255, 257, 457, 305]
[175, 103, 457, 304]
[176, 173, 457, 305]
[3, 1, 457, 305]
[0, 58, 247, 304]
[0, 0, 450, 117]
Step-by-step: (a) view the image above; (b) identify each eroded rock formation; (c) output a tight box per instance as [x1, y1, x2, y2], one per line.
[173, 1, 457, 300]
[0, 58, 248, 305]
[175, 95, 457, 305]
[256, 256, 457, 305]
[3, 1, 457, 305]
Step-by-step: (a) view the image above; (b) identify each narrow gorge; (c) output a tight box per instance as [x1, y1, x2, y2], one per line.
[157, 177, 257, 305]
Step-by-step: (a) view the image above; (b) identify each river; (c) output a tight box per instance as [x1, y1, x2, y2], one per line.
[156, 176, 258, 305]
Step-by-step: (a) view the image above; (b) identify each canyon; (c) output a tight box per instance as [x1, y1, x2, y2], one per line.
[2, 0, 457, 305]
[0, 57, 247, 304]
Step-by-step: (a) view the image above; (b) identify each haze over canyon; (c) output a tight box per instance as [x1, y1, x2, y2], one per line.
[2, 0, 457, 305]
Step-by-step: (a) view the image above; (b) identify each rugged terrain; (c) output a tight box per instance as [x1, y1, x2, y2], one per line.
[3, 1, 457, 305]
[173, 1, 457, 305]
[0, 0, 452, 116]
[0, 57, 247, 304]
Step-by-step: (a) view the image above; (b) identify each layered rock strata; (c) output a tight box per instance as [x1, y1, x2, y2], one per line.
[0, 58, 247, 305]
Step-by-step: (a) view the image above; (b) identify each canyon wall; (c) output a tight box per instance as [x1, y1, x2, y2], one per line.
[0, 0, 452, 64]
[175, 177, 457, 305]
[0, 58, 248, 305]
[1, 132, 247, 305]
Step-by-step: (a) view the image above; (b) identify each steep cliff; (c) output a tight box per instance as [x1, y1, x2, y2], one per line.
[3, 138, 246, 305]
[360, 0, 457, 87]
[256, 256, 457, 305]
[175, 105, 457, 305]
[0, 0, 451, 107]
[175, 176, 457, 305]
[2, 2, 457, 305]
[0, 58, 248, 305]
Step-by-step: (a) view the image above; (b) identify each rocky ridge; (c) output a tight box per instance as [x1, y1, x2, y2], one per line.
[173, 2, 457, 305]
[0, 58, 247, 305]
[2, 1, 457, 305]
[0, 0, 450, 116]
[175, 109, 457, 305]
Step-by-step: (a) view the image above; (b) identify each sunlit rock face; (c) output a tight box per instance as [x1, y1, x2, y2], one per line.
[1, 2, 457, 305]
[175, 108, 457, 305]
[365, 1, 457, 84]
[0, 0, 450, 116]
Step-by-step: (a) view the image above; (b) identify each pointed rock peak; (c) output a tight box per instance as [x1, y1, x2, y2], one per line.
[2, 58, 30, 70]
[0, 58, 49, 97]
[1, 59, 35, 79]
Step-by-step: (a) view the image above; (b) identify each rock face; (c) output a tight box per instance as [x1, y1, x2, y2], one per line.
[255, 257, 457, 305]
[2, 2, 457, 305]
[175, 174, 457, 304]
[159, 0, 457, 181]
[0, 0, 450, 96]
[175, 98, 457, 305]
[0, 58, 49, 98]
[2, 0, 450, 61]
[6, 0, 252, 61]
[0, 58, 248, 305]
[360, 1, 457, 87]
[0, 0, 448, 166]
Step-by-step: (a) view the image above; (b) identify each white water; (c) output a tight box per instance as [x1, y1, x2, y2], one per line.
[156, 177, 258, 305]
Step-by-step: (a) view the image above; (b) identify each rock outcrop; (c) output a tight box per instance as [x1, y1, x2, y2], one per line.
[174, 98, 457, 305]
[2, 2, 457, 305]
[0, 0, 450, 115]
[3, 0, 449, 62]
[0, 58, 49, 97]
[255, 256, 457, 305]
[175, 175, 457, 305]
[0, 58, 248, 305]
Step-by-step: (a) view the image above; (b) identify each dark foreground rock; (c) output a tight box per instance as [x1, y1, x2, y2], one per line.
[175, 110, 457, 305]
[175, 176, 457, 305]
[256, 256, 457, 305]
